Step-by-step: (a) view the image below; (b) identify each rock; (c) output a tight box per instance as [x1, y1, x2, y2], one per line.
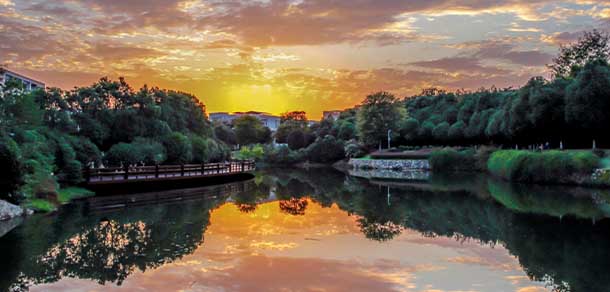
[348, 158, 430, 170]
[0, 200, 25, 221]
[0, 217, 23, 238]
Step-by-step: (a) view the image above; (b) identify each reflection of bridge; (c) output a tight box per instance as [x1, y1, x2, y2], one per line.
[83, 160, 256, 194]
[87, 180, 257, 212]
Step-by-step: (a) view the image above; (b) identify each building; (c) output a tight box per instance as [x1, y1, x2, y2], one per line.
[322, 110, 342, 121]
[0, 67, 45, 91]
[209, 111, 281, 131]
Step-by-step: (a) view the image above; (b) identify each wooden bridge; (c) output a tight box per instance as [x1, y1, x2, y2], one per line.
[83, 160, 256, 194]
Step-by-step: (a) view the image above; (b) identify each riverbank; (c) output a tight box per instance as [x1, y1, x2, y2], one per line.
[344, 147, 610, 188]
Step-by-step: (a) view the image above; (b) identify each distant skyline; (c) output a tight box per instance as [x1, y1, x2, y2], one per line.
[1, 1, 609, 118]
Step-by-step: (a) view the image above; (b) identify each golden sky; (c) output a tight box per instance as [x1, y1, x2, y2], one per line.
[1, 0, 609, 118]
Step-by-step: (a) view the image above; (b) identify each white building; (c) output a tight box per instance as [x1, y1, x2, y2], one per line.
[209, 111, 281, 131]
[0, 67, 45, 91]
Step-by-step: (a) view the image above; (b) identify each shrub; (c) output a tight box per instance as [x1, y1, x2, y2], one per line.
[487, 150, 600, 184]
[287, 130, 307, 150]
[263, 145, 304, 165]
[429, 148, 478, 171]
[345, 140, 366, 158]
[133, 138, 165, 165]
[237, 144, 264, 161]
[162, 132, 192, 164]
[304, 135, 345, 163]
[105, 143, 142, 166]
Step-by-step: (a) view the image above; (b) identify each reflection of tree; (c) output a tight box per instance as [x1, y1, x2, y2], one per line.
[357, 218, 402, 242]
[279, 198, 308, 216]
[3, 189, 227, 291]
[236, 203, 258, 213]
[232, 182, 271, 213]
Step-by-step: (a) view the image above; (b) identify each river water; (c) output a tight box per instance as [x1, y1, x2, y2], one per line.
[2, 167, 610, 292]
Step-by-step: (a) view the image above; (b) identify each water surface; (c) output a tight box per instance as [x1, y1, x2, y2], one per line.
[2, 168, 610, 292]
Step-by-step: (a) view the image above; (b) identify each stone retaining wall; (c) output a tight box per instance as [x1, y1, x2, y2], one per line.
[348, 158, 430, 170]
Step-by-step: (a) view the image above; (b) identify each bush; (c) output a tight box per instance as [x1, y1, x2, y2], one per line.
[237, 144, 264, 161]
[345, 140, 366, 158]
[287, 130, 307, 150]
[162, 132, 192, 164]
[133, 138, 166, 165]
[105, 143, 142, 166]
[263, 145, 304, 165]
[429, 148, 478, 171]
[304, 135, 345, 163]
[487, 150, 600, 184]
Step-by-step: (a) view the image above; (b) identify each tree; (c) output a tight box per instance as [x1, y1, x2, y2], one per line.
[356, 92, 403, 147]
[432, 122, 450, 142]
[162, 132, 192, 164]
[105, 143, 142, 167]
[0, 136, 23, 202]
[305, 135, 345, 163]
[287, 129, 307, 150]
[234, 115, 271, 145]
[213, 123, 237, 146]
[280, 111, 308, 123]
[565, 59, 610, 140]
[550, 29, 610, 78]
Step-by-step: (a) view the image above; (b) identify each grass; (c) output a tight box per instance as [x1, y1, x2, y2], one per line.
[600, 157, 610, 169]
[487, 150, 600, 184]
[429, 148, 479, 171]
[25, 199, 56, 213]
[57, 187, 94, 204]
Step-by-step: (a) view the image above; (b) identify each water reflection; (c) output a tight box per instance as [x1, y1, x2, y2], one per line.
[1, 168, 610, 291]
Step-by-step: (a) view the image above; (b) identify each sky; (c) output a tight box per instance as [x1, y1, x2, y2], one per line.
[1, 1, 609, 119]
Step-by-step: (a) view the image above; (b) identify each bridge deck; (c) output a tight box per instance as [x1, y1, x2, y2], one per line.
[85, 160, 255, 185]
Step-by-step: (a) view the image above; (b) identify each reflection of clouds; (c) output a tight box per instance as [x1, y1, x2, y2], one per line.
[30, 200, 549, 292]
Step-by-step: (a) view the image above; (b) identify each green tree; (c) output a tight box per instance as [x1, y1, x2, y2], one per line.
[162, 132, 192, 164]
[0, 136, 23, 201]
[356, 92, 403, 147]
[550, 29, 610, 78]
[234, 115, 270, 145]
[565, 60, 610, 140]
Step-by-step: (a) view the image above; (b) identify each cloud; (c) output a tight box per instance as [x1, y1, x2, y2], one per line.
[408, 57, 510, 75]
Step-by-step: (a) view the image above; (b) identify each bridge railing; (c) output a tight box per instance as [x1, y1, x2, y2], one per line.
[84, 160, 255, 183]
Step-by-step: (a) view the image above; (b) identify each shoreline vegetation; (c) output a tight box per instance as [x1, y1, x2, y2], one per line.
[2, 30, 610, 214]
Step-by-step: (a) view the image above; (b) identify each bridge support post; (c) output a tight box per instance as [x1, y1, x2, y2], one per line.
[241, 161, 244, 172]
[181, 164, 185, 177]
[201, 163, 205, 175]
[155, 165, 159, 178]
[124, 165, 129, 180]
[84, 165, 91, 183]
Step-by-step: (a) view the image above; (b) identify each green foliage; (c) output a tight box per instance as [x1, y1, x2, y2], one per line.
[190, 135, 209, 163]
[344, 140, 366, 158]
[237, 144, 264, 161]
[356, 92, 403, 147]
[162, 132, 192, 164]
[57, 187, 94, 204]
[0, 136, 23, 202]
[550, 29, 610, 77]
[429, 148, 478, 171]
[565, 59, 610, 139]
[287, 129, 307, 150]
[304, 135, 345, 163]
[234, 115, 271, 145]
[488, 150, 600, 184]
[263, 145, 304, 165]
[213, 123, 237, 145]
[25, 199, 56, 213]
[105, 143, 142, 166]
